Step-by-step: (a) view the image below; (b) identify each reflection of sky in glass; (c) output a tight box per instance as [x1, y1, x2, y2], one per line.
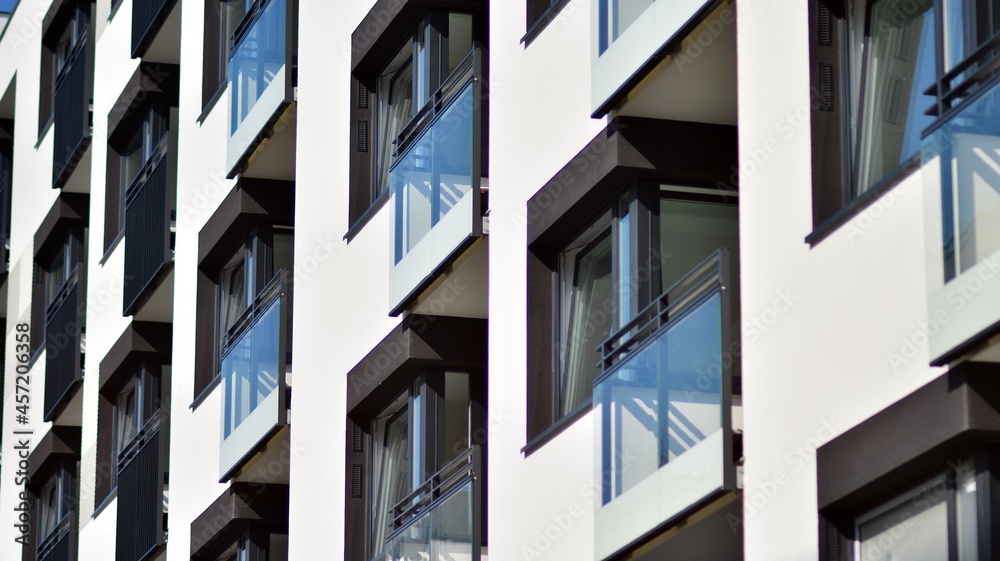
[0, 0, 15, 13]
[902, 13, 937, 159]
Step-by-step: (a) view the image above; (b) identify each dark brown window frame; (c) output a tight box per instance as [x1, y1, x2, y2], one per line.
[524, 117, 738, 453]
[346, 0, 488, 241]
[104, 63, 179, 256]
[95, 321, 171, 510]
[817, 362, 1000, 561]
[193, 179, 294, 406]
[344, 314, 488, 561]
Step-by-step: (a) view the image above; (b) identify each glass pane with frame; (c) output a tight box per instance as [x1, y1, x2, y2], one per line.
[559, 230, 613, 415]
[375, 43, 415, 200]
[371, 392, 411, 552]
[856, 477, 948, 561]
[855, 0, 936, 196]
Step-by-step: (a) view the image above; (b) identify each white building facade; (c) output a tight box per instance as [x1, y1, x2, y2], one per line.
[0, 0, 995, 560]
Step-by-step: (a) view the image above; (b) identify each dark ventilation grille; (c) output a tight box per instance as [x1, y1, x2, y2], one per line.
[116, 428, 164, 561]
[895, 18, 917, 62]
[819, 63, 835, 111]
[352, 464, 363, 498]
[358, 82, 369, 109]
[353, 424, 363, 453]
[885, 76, 910, 124]
[123, 155, 170, 315]
[818, 3, 833, 46]
[44, 282, 81, 422]
[822, 518, 841, 561]
[358, 120, 369, 152]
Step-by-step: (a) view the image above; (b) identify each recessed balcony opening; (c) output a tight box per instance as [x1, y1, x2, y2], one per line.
[592, 189, 742, 560]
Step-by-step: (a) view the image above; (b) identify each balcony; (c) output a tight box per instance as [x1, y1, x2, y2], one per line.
[590, 0, 735, 119]
[52, 39, 91, 188]
[382, 446, 483, 561]
[131, 0, 180, 60]
[923, 55, 1000, 365]
[116, 418, 166, 561]
[44, 271, 82, 422]
[226, 0, 295, 178]
[123, 143, 172, 316]
[219, 270, 291, 480]
[593, 249, 738, 560]
[388, 48, 486, 315]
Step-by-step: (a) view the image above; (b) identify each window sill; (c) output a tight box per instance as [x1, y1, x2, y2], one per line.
[521, 399, 591, 457]
[522, 0, 573, 47]
[108, 0, 124, 22]
[92, 487, 117, 519]
[198, 83, 227, 126]
[99, 229, 125, 266]
[190, 373, 222, 411]
[36, 116, 54, 149]
[344, 190, 389, 243]
[805, 154, 921, 247]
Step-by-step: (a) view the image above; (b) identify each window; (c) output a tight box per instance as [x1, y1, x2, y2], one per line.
[853, 456, 979, 561]
[203, 0, 249, 109]
[39, 0, 89, 134]
[43, 229, 82, 312]
[368, 370, 479, 559]
[809, 0, 1000, 229]
[36, 463, 75, 554]
[214, 530, 288, 561]
[849, 0, 936, 197]
[554, 185, 739, 418]
[112, 362, 162, 483]
[349, 9, 481, 233]
[217, 225, 293, 360]
[115, 104, 168, 234]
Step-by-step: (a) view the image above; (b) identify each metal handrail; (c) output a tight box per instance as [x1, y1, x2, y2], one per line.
[124, 134, 170, 208]
[387, 445, 480, 538]
[923, 31, 1000, 128]
[220, 268, 288, 359]
[598, 248, 731, 376]
[390, 45, 485, 162]
[116, 414, 162, 471]
[44, 267, 80, 325]
[230, 0, 273, 61]
[53, 29, 89, 94]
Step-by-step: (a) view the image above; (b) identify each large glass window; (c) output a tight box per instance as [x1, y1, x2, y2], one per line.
[36, 464, 74, 548]
[43, 230, 81, 310]
[855, 456, 978, 561]
[373, 13, 474, 202]
[555, 186, 738, 418]
[852, 0, 937, 196]
[369, 370, 478, 559]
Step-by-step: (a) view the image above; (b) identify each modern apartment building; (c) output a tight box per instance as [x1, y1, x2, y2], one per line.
[0, 0, 996, 560]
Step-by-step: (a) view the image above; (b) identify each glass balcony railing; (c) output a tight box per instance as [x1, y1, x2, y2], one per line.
[226, 0, 294, 176]
[923, 77, 1000, 365]
[388, 48, 485, 315]
[593, 249, 737, 560]
[219, 270, 291, 480]
[382, 446, 482, 561]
